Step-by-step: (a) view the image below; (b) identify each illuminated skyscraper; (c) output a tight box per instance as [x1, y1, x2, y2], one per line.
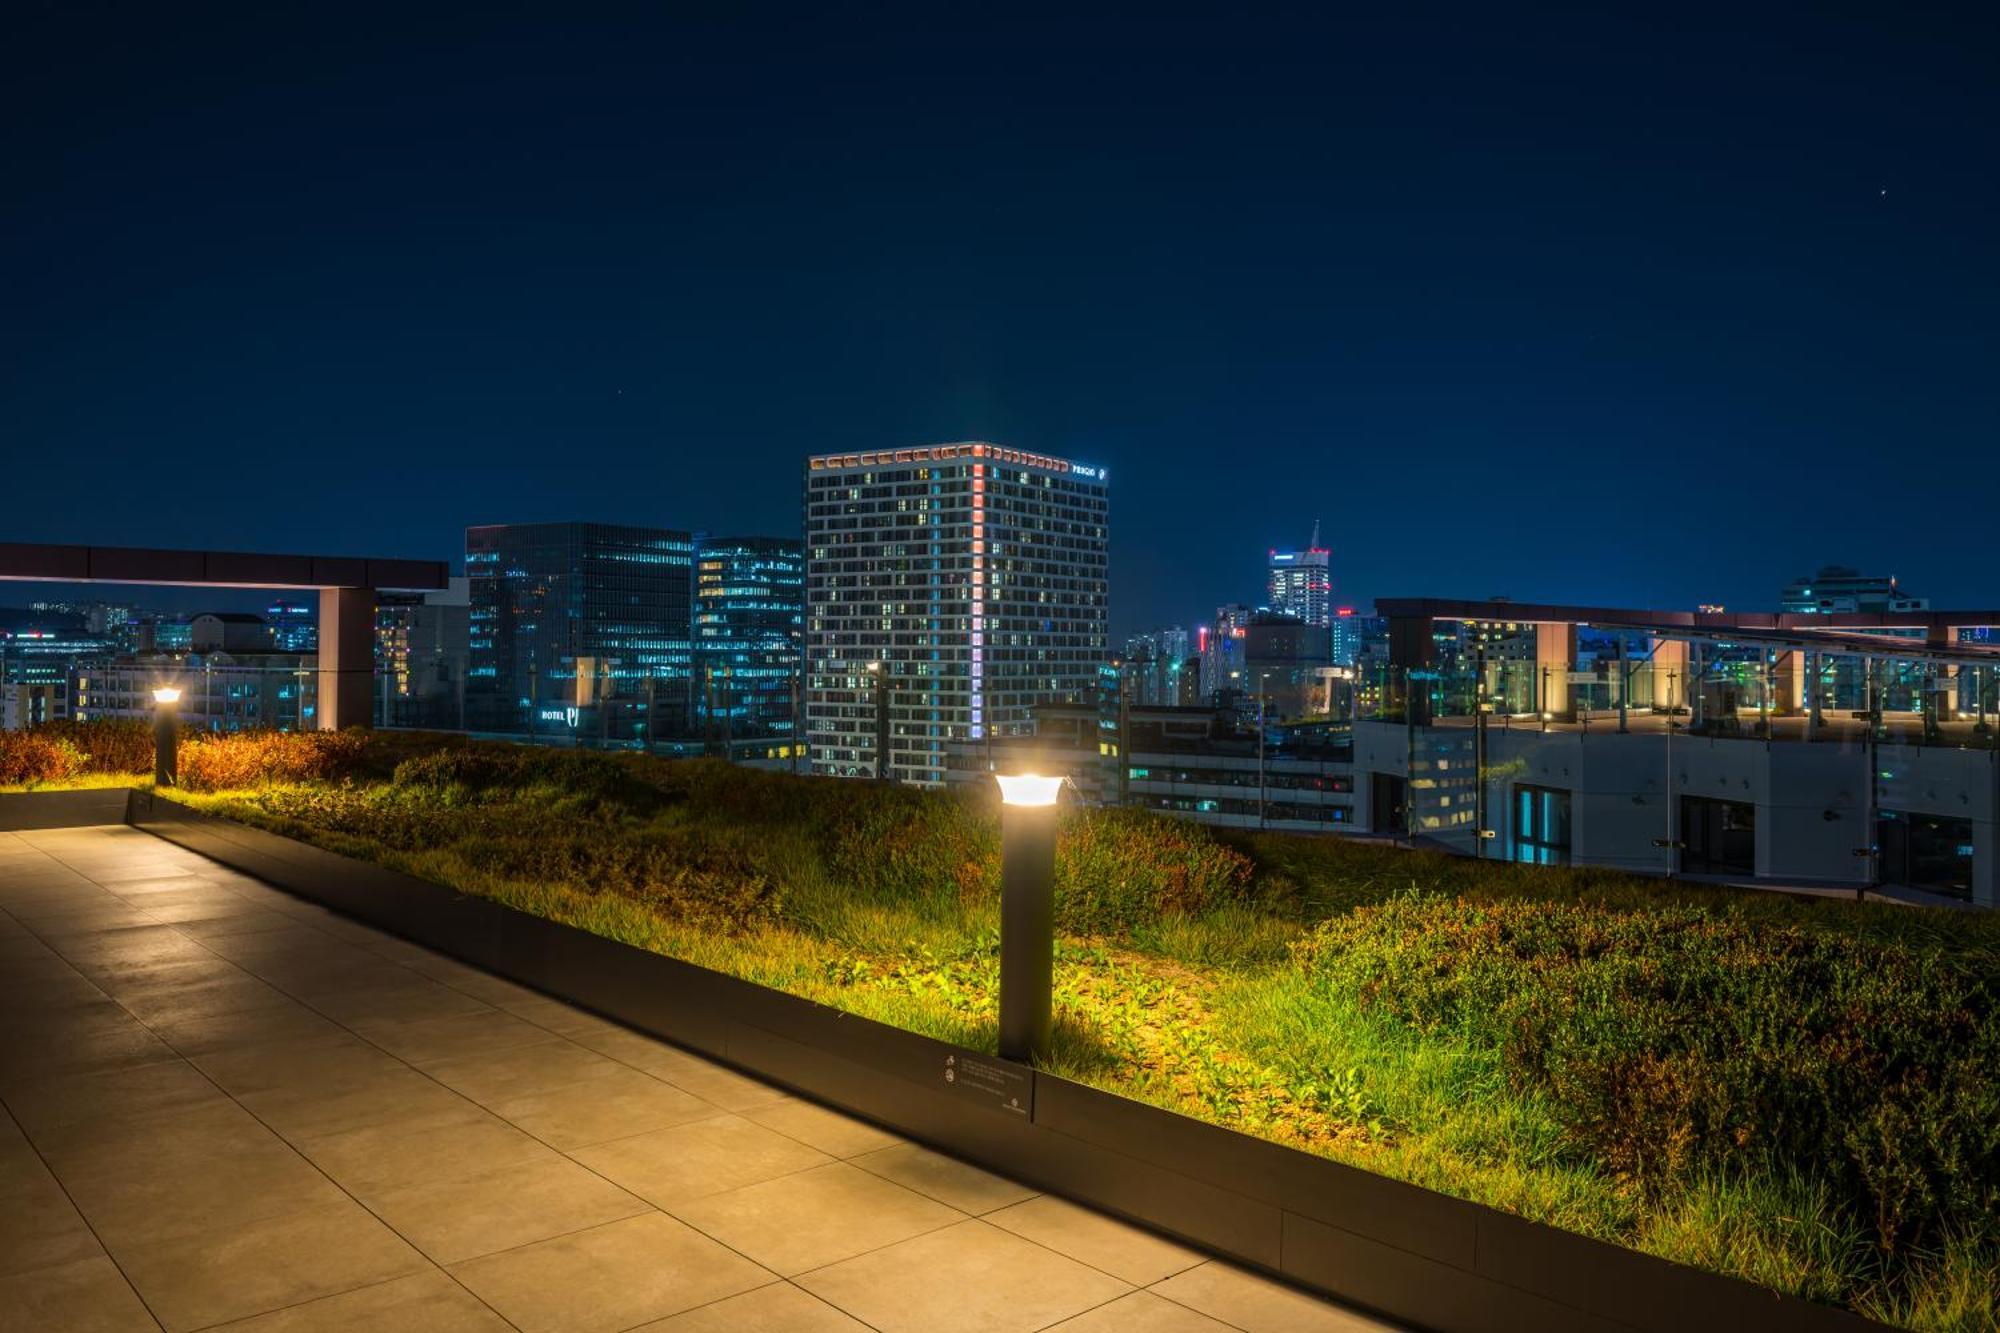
[1268, 521, 1332, 628]
[695, 537, 804, 744]
[804, 442, 1109, 786]
[464, 522, 694, 737]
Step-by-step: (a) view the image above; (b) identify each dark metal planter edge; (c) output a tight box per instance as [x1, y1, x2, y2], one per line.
[0, 787, 135, 831]
[122, 790, 1885, 1333]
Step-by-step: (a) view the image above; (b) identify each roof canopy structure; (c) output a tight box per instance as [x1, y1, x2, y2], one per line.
[0, 542, 447, 592]
[0, 541, 450, 729]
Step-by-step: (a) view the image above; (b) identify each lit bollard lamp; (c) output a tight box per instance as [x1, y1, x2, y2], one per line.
[994, 772, 1063, 1064]
[151, 686, 181, 788]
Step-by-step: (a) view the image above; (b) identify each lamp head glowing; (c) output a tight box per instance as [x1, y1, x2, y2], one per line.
[152, 686, 182, 705]
[995, 773, 1063, 807]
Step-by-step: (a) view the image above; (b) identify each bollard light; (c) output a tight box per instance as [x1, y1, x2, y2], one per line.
[152, 686, 181, 788]
[995, 772, 1062, 1063]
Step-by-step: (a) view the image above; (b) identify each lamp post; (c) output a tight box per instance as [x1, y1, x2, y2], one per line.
[995, 772, 1061, 1064]
[152, 686, 181, 788]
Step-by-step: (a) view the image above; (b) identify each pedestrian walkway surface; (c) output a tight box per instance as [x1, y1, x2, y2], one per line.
[0, 824, 1398, 1332]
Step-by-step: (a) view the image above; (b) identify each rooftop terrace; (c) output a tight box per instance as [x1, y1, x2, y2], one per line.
[0, 824, 1388, 1332]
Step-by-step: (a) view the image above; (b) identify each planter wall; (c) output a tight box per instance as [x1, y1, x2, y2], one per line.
[0, 787, 135, 831]
[120, 790, 1884, 1333]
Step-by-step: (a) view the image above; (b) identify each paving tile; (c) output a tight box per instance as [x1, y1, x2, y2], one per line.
[112, 977, 295, 1027]
[0, 1253, 158, 1332]
[635, 1280, 870, 1331]
[142, 1002, 353, 1059]
[795, 1219, 1130, 1333]
[49, 1103, 348, 1248]
[292, 1103, 557, 1195]
[745, 1097, 904, 1158]
[361, 1154, 653, 1264]
[570, 1028, 737, 1083]
[986, 1195, 1203, 1285]
[570, 1113, 830, 1209]
[350, 1006, 551, 1064]
[1046, 1289, 1237, 1331]
[448, 1211, 772, 1333]
[851, 1142, 1038, 1215]
[652, 1059, 794, 1111]
[3, 1060, 229, 1145]
[0, 1012, 180, 1088]
[417, 1036, 625, 1104]
[0, 1169, 105, 1277]
[241, 1062, 474, 1139]
[187, 1031, 405, 1098]
[1151, 1261, 1396, 1332]
[671, 1160, 961, 1276]
[113, 1197, 428, 1332]
[300, 976, 495, 1028]
[207, 1269, 511, 1331]
[486, 1063, 718, 1150]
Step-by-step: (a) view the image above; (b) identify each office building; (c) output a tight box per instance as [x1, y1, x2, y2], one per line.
[1199, 604, 1252, 707]
[1268, 523, 1332, 628]
[804, 442, 1109, 786]
[1780, 565, 1928, 615]
[1121, 627, 1195, 707]
[1244, 610, 1333, 722]
[466, 522, 695, 739]
[190, 613, 275, 654]
[695, 537, 804, 748]
[76, 652, 317, 733]
[376, 577, 472, 729]
[1330, 607, 1365, 667]
[946, 701, 1355, 833]
[266, 599, 318, 651]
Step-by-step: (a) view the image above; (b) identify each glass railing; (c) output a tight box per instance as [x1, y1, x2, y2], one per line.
[1345, 631, 2000, 750]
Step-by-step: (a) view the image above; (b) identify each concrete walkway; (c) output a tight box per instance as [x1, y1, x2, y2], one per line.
[0, 825, 1395, 1333]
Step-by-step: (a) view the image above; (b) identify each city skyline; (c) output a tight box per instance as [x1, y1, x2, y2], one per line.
[7, 9, 1994, 635]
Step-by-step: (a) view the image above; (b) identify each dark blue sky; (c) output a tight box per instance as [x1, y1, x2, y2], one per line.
[4, 5, 1994, 635]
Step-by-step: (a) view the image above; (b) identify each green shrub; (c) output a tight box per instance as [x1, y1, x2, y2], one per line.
[1055, 806, 1258, 932]
[1297, 896, 2000, 1259]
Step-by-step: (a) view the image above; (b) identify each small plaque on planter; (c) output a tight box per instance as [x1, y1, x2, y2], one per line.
[943, 1052, 1030, 1117]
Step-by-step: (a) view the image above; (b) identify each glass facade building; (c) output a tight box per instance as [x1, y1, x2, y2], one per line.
[465, 522, 695, 738]
[804, 442, 1109, 786]
[695, 537, 804, 745]
[1268, 523, 1332, 628]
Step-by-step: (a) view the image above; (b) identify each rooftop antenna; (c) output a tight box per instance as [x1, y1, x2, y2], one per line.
[1309, 518, 1322, 550]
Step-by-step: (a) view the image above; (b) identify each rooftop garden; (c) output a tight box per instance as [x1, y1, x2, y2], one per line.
[5, 722, 1996, 1330]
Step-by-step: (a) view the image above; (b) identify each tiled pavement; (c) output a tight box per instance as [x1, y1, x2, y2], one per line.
[0, 824, 1397, 1333]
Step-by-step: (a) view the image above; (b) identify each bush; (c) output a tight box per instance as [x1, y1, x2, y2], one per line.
[178, 729, 374, 791]
[0, 731, 87, 785]
[32, 719, 154, 773]
[1056, 806, 1258, 932]
[1298, 897, 2000, 1259]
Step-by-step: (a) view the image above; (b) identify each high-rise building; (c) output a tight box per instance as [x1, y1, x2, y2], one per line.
[1244, 610, 1333, 722]
[1330, 606, 1364, 667]
[695, 537, 804, 746]
[376, 577, 471, 729]
[804, 442, 1109, 786]
[1121, 627, 1194, 706]
[266, 599, 318, 651]
[1268, 521, 1332, 628]
[1200, 603, 1252, 706]
[1779, 566, 1928, 614]
[465, 522, 695, 738]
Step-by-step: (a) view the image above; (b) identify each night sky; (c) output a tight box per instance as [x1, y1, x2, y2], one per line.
[4, 6, 1994, 634]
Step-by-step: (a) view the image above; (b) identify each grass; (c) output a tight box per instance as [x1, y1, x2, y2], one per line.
[7, 723, 1994, 1330]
